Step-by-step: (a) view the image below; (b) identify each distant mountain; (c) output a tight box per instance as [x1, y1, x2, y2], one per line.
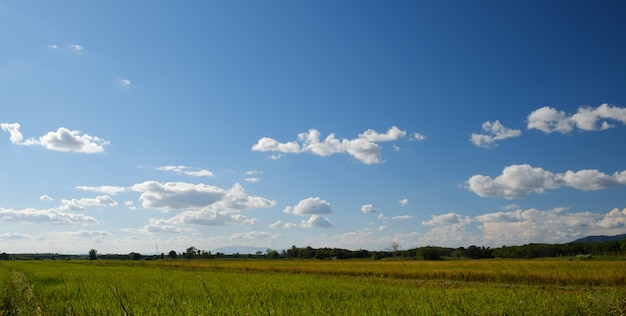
[211, 246, 270, 255]
[571, 234, 626, 243]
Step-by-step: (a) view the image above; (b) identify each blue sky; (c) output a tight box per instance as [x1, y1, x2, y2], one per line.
[2, 1, 626, 254]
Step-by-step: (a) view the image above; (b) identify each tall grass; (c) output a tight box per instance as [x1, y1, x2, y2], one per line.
[1, 259, 625, 315]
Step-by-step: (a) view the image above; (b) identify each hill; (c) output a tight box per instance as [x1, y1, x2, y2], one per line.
[571, 234, 626, 243]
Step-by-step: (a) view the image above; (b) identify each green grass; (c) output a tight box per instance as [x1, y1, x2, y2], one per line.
[1, 259, 625, 315]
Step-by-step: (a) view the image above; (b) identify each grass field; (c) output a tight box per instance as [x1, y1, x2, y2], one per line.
[1, 258, 625, 315]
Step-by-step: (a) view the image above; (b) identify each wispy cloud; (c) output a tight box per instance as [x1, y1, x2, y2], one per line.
[398, 198, 409, 207]
[157, 165, 214, 178]
[75, 185, 127, 195]
[252, 126, 420, 164]
[118, 79, 131, 87]
[527, 104, 626, 134]
[470, 120, 521, 148]
[0, 207, 99, 226]
[269, 220, 298, 229]
[467, 164, 626, 199]
[1, 123, 109, 153]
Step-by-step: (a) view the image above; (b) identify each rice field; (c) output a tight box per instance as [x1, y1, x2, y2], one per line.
[1, 258, 625, 315]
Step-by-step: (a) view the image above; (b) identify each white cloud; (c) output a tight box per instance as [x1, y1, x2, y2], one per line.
[252, 126, 416, 164]
[229, 231, 281, 243]
[157, 165, 214, 178]
[244, 177, 260, 183]
[1, 123, 109, 153]
[359, 126, 406, 141]
[39, 195, 53, 201]
[467, 164, 626, 199]
[215, 183, 275, 212]
[284, 197, 332, 216]
[66, 230, 112, 238]
[164, 209, 257, 226]
[269, 220, 298, 229]
[131, 181, 275, 213]
[0, 207, 99, 226]
[378, 225, 387, 231]
[411, 133, 426, 141]
[48, 44, 58, 50]
[70, 44, 82, 52]
[414, 207, 626, 247]
[75, 185, 127, 195]
[59, 195, 118, 211]
[422, 212, 473, 226]
[301, 215, 333, 228]
[361, 204, 376, 213]
[119, 79, 131, 87]
[470, 120, 522, 147]
[131, 181, 226, 211]
[391, 215, 413, 220]
[398, 198, 409, 207]
[123, 219, 187, 234]
[0, 232, 32, 240]
[527, 104, 626, 134]
[475, 207, 619, 245]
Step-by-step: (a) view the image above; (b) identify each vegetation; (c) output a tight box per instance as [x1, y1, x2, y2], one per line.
[0, 258, 625, 315]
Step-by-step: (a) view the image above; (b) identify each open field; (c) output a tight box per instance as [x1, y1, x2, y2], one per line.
[1, 258, 625, 315]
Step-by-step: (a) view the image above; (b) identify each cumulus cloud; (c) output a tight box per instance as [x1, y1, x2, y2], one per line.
[422, 213, 473, 226]
[131, 181, 274, 213]
[475, 207, 623, 245]
[301, 215, 333, 228]
[361, 204, 376, 213]
[70, 44, 82, 52]
[131, 181, 226, 211]
[414, 207, 626, 247]
[1, 123, 109, 153]
[470, 120, 522, 147]
[164, 209, 257, 226]
[269, 220, 298, 229]
[47, 44, 58, 50]
[157, 165, 214, 178]
[215, 183, 276, 212]
[252, 126, 418, 164]
[411, 133, 426, 141]
[75, 185, 127, 195]
[398, 199, 409, 207]
[40, 195, 53, 201]
[59, 195, 118, 211]
[284, 197, 332, 216]
[0, 207, 99, 226]
[119, 79, 131, 87]
[527, 104, 626, 134]
[467, 164, 626, 199]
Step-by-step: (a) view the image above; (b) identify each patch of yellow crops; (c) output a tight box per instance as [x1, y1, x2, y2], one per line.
[150, 258, 626, 286]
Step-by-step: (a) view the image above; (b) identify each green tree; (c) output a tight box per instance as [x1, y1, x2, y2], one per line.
[185, 246, 197, 259]
[88, 249, 97, 260]
[168, 250, 178, 259]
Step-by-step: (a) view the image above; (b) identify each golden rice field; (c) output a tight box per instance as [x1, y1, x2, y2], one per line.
[1, 258, 625, 315]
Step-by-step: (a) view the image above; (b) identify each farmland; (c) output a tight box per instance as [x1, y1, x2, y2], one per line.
[1, 258, 625, 315]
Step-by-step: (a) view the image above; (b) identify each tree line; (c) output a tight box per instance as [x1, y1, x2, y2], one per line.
[86, 237, 626, 261]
